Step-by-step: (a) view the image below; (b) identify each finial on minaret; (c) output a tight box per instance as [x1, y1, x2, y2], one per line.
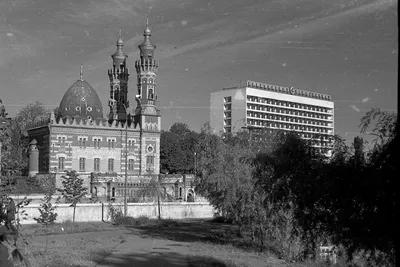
[144, 18, 151, 36]
[80, 65, 83, 80]
[117, 30, 123, 46]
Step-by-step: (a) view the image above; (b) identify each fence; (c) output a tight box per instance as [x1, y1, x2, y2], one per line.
[18, 202, 215, 224]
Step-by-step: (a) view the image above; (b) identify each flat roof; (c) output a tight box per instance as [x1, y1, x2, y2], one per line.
[222, 80, 332, 101]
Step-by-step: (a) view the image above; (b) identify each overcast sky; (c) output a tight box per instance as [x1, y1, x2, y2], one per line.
[0, 0, 397, 141]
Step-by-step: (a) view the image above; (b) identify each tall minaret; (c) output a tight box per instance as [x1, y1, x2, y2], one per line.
[134, 20, 161, 175]
[134, 19, 159, 113]
[108, 30, 129, 123]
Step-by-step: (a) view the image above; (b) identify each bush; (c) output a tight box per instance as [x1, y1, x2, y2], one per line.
[107, 203, 151, 226]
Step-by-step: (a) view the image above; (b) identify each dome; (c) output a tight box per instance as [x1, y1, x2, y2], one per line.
[59, 79, 103, 120]
[138, 19, 156, 59]
[111, 30, 128, 66]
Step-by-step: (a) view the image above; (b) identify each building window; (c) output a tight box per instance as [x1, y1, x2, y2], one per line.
[224, 96, 232, 103]
[108, 139, 116, 149]
[79, 157, 86, 172]
[78, 137, 87, 148]
[146, 155, 154, 170]
[58, 157, 65, 171]
[128, 159, 134, 171]
[108, 159, 114, 172]
[94, 158, 100, 172]
[93, 138, 101, 149]
[58, 137, 66, 148]
[128, 140, 135, 150]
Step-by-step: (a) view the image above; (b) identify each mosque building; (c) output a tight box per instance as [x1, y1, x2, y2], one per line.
[26, 23, 195, 202]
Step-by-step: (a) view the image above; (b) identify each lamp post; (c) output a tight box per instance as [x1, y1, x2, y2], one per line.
[194, 152, 197, 177]
[121, 103, 128, 217]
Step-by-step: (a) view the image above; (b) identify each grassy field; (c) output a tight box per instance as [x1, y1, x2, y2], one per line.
[131, 219, 289, 267]
[11, 221, 127, 267]
[8, 219, 342, 267]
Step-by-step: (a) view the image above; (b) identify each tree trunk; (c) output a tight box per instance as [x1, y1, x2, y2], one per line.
[157, 192, 161, 220]
[251, 223, 256, 244]
[259, 225, 265, 252]
[73, 205, 76, 223]
[45, 224, 48, 252]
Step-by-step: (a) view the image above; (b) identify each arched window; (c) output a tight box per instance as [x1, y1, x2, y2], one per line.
[179, 187, 182, 199]
[111, 187, 115, 198]
[148, 89, 154, 99]
[93, 187, 97, 197]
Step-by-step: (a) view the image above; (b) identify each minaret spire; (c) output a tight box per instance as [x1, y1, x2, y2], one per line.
[80, 65, 83, 81]
[108, 30, 129, 123]
[135, 20, 159, 107]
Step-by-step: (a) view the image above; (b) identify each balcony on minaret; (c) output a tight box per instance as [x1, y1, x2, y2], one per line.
[135, 58, 159, 73]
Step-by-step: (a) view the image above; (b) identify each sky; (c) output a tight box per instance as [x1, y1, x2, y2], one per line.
[0, 0, 397, 143]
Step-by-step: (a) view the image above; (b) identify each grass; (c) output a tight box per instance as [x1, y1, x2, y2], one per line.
[7, 219, 346, 267]
[19, 220, 123, 236]
[19, 231, 127, 267]
[187, 242, 286, 267]
[5, 221, 127, 267]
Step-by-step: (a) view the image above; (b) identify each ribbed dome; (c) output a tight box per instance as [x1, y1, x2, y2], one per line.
[111, 30, 128, 66]
[59, 79, 103, 120]
[138, 19, 156, 59]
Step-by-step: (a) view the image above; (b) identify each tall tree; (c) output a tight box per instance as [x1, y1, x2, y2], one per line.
[15, 101, 49, 134]
[57, 171, 88, 222]
[160, 123, 199, 174]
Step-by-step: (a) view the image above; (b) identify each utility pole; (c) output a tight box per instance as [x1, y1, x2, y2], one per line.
[122, 104, 128, 217]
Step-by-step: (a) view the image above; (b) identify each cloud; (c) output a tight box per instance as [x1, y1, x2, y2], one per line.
[351, 105, 360, 112]
[361, 97, 369, 103]
[181, 20, 188, 26]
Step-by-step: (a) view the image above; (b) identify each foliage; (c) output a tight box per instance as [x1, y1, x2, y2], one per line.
[34, 175, 59, 225]
[160, 122, 199, 174]
[135, 178, 165, 219]
[15, 101, 49, 134]
[57, 171, 88, 222]
[33, 176, 59, 253]
[0, 118, 28, 176]
[197, 109, 397, 265]
[1, 101, 49, 176]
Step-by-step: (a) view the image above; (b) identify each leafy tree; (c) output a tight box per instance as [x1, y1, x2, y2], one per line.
[0, 99, 7, 118]
[34, 176, 59, 252]
[160, 123, 199, 174]
[15, 101, 49, 134]
[136, 178, 165, 219]
[57, 171, 87, 222]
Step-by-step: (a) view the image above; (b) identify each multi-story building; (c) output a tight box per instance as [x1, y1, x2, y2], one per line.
[210, 80, 334, 154]
[25, 23, 195, 201]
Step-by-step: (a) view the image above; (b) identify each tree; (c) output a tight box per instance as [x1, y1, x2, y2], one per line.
[160, 123, 199, 174]
[136, 178, 165, 219]
[57, 171, 87, 222]
[15, 101, 49, 134]
[0, 99, 7, 118]
[34, 176, 59, 252]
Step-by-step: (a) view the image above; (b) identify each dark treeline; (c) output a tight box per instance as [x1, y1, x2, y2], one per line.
[1, 100, 49, 176]
[193, 109, 396, 266]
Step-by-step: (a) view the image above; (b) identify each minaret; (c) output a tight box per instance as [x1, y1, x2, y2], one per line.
[134, 20, 161, 175]
[134, 19, 159, 110]
[108, 30, 129, 123]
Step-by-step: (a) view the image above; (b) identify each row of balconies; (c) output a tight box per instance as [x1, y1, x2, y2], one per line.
[247, 113, 334, 128]
[246, 120, 333, 135]
[247, 106, 333, 121]
[247, 98, 334, 115]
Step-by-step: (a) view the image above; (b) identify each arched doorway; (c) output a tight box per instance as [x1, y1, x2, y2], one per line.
[187, 189, 194, 202]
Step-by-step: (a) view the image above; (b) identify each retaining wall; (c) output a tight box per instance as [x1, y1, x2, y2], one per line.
[18, 202, 215, 224]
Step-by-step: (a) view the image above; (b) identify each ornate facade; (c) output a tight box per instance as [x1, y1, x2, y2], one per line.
[26, 23, 194, 201]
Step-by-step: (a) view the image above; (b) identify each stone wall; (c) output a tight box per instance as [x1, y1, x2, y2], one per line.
[18, 202, 215, 224]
